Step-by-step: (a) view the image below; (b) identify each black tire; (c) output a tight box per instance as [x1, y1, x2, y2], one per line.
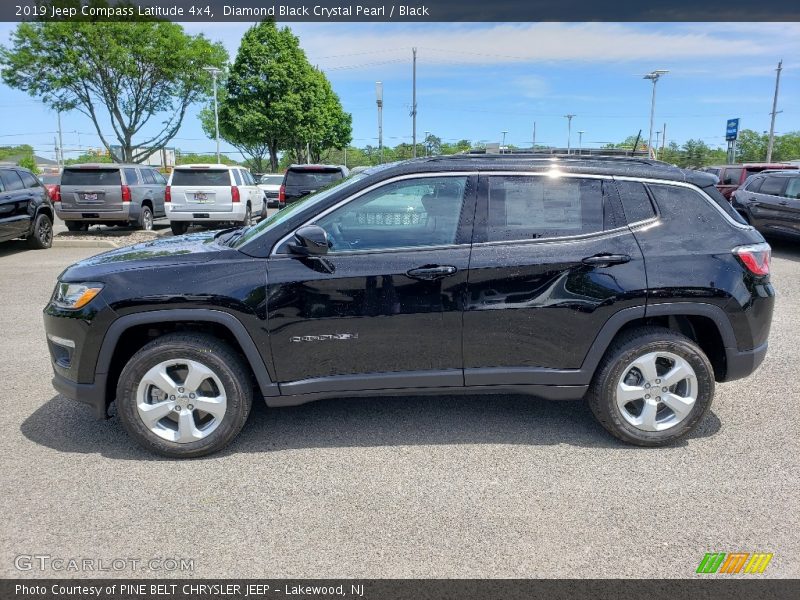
[260, 198, 268, 221]
[27, 213, 53, 249]
[170, 222, 189, 236]
[587, 326, 715, 446]
[116, 333, 253, 458]
[65, 221, 87, 232]
[139, 205, 154, 231]
[240, 203, 252, 226]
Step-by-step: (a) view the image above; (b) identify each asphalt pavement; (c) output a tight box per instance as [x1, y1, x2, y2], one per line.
[0, 238, 797, 579]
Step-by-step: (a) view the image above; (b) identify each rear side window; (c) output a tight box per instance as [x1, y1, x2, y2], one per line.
[0, 170, 25, 191]
[649, 184, 746, 227]
[140, 169, 155, 184]
[18, 170, 40, 189]
[785, 178, 800, 199]
[152, 170, 167, 185]
[61, 168, 121, 186]
[286, 169, 343, 187]
[759, 176, 786, 197]
[745, 177, 763, 192]
[171, 169, 230, 186]
[123, 168, 139, 185]
[721, 168, 743, 185]
[232, 169, 243, 185]
[615, 180, 656, 223]
[486, 176, 605, 241]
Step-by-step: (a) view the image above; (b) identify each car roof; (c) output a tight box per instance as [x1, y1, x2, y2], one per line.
[173, 163, 242, 170]
[357, 154, 718, 187]
[286, 164, 346, 171]
[708, 163, 798, 169]
[63, 163, 146, 169]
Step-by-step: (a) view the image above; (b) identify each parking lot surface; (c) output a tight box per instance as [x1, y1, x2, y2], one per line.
[0, 238, 797, 578]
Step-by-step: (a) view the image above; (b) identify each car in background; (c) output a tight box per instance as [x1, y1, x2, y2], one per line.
[55, 163, 167, 231]
[258, 173, 284, 208]
[166, 164, 264, 235]
[731, 170, 800, 239]
[0, 166, 54, 249]
[40, 172, 60, 199]
[279, 164, 349, 205]
[702, 163, 799, 199]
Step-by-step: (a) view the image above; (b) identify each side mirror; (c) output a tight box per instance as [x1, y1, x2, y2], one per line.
[288, 225, 329, 256]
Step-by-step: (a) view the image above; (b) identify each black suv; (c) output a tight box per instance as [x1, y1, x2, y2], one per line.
[731, 171, 800, 239]
[44, 156, 774, 457]
[0, 166, 54, 249]
[279, 164, 349, 205]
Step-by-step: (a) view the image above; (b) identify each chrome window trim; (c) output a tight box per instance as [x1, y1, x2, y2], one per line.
[271, 171, 477, 256]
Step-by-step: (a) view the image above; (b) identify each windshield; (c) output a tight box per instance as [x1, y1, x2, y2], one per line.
[259, 174, 283, 185]
[229, 173, 368, 249]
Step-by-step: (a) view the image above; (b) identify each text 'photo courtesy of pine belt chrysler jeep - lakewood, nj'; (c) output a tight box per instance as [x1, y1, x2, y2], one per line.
[43, 155, 775, 458]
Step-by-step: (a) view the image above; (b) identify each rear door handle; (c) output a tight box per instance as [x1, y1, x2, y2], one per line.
[406, 265, 457, 280]
[582, 254, 631, 266]
[779, 200, 789, 206]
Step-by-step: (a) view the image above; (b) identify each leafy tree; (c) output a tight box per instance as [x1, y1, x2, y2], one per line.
[1, 4, 227, 163]
[17, 155, 39, 173]
[64, 150, 113, 165]
[0, 144, 35, 162]
[175, 152, 239, 166]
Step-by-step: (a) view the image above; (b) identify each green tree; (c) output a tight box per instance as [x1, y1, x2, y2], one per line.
[175, 151, 239, 166]
[736, 130, 768, 162]
[1, 4, 226, 163]
[17, 155, 39, 173]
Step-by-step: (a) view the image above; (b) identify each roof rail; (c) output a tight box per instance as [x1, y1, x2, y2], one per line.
[426, 153, 666, 167]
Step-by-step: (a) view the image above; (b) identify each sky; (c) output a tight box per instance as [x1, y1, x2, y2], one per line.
[1, 21, 798, 162]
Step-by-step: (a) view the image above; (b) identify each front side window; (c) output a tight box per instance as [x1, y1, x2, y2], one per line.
[314, 176, 468, 252]
[487, 176, 605, 241]
[784, 178, 800, 199]
[759, 176, 786, 197]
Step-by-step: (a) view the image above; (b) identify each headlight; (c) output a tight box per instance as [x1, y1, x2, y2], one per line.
[52, 282, 104, 310]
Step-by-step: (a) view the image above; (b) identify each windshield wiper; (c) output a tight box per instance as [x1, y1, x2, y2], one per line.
[216, 225, 251, 247]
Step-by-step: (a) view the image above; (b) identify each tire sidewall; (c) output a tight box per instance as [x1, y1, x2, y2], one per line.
[593, 335, 715, 445]
[30, 213, 53, 249]
[116, 339, 251, 457]
[140, 206, 153, 230]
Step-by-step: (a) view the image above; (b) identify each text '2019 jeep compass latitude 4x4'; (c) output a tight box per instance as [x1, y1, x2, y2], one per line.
[44, 156, 774, 457]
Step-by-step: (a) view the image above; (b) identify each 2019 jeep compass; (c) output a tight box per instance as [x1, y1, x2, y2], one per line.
[43, 155, 774, 457]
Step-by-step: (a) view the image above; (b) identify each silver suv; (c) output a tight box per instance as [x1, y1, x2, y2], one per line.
[55, 164, 167, 231]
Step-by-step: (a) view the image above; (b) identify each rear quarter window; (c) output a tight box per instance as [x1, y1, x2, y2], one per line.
[648, 184, 745, 228]
[61, 169, 121, 186]
[171, 170, 231, 186]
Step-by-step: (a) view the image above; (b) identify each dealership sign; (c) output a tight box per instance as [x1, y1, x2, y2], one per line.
[726, 118, 740, 141]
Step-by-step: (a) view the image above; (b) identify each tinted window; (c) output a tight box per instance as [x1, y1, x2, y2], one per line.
[721, 168, 743, 185]
[784, 178, 800, 199]
[650, 184, 744, 228]
[759, 176, 786, 197]
[315, 176, 467, 252]
[61, 168, 121, 186]
[152, 170, 167, 185]
[260, 175, 283, 185]
[171, 169, 230, 186]
[745, 177, 763, 192]
[615, 180, 656, 223]
[18, 170, 40, 189]
[0, 170, 25, 191]
[41, 174, 60, 185]
[242, 171, 255, 185]
[487, 176, 604, 241]
[704, 168, 720, 177]
[232, 169, 243, 185]
[140, 169, 155, 184]
[123, 168, 139, 185]
[286, 169, 343, 187]
[700, 184, 747, 224]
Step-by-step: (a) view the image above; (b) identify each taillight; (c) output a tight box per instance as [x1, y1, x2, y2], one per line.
[733, 243, 770, 276]
[121, 185, 131, 202]
[231, 186, 240, 203]
[165, 186, 171, 202]
[51, 185, 61, 202]
[278, 184, 285, 203]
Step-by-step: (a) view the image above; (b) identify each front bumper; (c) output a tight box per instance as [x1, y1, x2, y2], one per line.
[723, 342, 768, 382]
[52, 372, 109, 419]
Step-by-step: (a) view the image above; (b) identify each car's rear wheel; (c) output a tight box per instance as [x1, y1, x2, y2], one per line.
[240, 203, 252, 226]
[116, 333, 253, 458]
[170, 222, 189, 236]
[587, 327, 714, 446]
[65, 221, 88, 232]
[27, 213, 53, 249]
[260, 198, 268, 221]
[139, 205, 154, 231]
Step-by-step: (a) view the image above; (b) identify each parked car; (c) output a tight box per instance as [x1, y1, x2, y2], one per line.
[40, 172, 60, 199]
[731, 171, 800, 239]
[258, 173, 284, 208]
[45, 155, 774, 457]
[702, 163, 799, 199]
[279, 164, 349, 205]
[166, 164, 265, 235]
[55, 163, 167, 231]
[0, 166, 54, 248]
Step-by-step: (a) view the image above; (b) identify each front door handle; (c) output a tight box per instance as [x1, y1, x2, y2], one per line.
[779, 200, 789, 206]
[406, 265, 457, 280]
[582, 254, 631, 266]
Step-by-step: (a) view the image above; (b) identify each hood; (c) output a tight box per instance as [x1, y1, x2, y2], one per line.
[60, 231, 229, 281]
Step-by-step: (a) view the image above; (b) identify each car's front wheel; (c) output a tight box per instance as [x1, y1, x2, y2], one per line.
[116, 333, 253, 458]
[587, 327, 714, 446]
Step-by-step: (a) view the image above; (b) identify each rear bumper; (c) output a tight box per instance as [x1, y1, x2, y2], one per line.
[723, 342, 768, 382]
[168, 204, 245, 222]
[56, 204, 132, 221]
[52, 372, 109, 419]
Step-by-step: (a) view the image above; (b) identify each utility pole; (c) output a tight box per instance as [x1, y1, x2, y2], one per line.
[56, 110, 64, 167]
[424, 130, 430, 156]
[501, 131, 508, 154]
[766, 60, 783, 163]
[376, 81, 384, 164]
[532, 122, 536, 150]
[661, 123, 667, 157]
[203, 67, 222, 164]
[654, 131, 660, 159]
[411, 48, 417, 158]
[564, 114, 575, 154]
[644, 70, 668, 160]
[578, 130, 585, 154]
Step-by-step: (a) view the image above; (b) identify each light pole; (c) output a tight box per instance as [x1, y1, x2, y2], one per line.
[376, 81, 384, 163]
[654, 130, 661, 160]
[564, 114, 575, 154]
[204, 67, 222, 164]
[501, 131, 508, 154]
[577, 130, 585, 154]
[644, 70, 669, 160]
[424, 130, 430, 156]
